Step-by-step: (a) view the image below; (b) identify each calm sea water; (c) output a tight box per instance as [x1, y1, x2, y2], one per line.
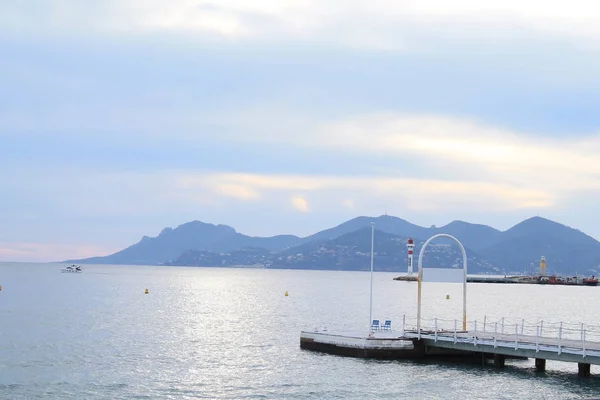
[1, 263, 600, 399]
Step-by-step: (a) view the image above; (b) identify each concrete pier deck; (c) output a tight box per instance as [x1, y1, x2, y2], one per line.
[300, 330, 422, 359]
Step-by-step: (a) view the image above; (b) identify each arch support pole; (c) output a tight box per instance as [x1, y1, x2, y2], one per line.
[417, 234, 468, 332]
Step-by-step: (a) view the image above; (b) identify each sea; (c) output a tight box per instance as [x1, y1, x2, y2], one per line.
[1, 263, 600, 399]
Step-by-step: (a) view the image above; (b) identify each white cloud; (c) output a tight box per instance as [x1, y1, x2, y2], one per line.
[291, 196, 310, 213]
[342, 199, 355, 209]
[317, 113, 600, 192]
[176, 171, 555, 212]
[213, 183, 261, 200]
[0, 164, 555, 219]
[210, 111, 600, 197]
[3, 1, 600, 49]
[6, 106, 598, 216]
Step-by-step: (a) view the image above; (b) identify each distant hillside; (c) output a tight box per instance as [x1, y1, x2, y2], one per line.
[302, 215, 431, 244]
[167, 227, 497, 273]
[65, 221, 301, 265]
[65, 215, 600, 275]
[272, 228, 496, 272]
[436, 220, 503, 253]
[302, 215, 502, 254]
[482, 217, 600, 275]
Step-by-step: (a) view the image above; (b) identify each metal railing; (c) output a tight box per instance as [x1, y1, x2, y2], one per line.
[398, 315, 600, 358]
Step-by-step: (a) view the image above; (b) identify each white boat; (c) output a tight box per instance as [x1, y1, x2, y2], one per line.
[61, 264, 82, 273]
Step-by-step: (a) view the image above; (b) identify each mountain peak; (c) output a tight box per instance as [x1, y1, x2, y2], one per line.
[159, 227, 174, 236]
[508, 216, 570, 233]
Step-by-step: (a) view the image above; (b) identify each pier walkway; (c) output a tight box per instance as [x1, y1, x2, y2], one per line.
[400, 316, 600, 375]
[300, 316, 600, 376]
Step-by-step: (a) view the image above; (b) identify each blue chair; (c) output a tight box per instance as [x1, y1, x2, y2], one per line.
[382, 320, 392, 331]
[371, 319, 380, 331]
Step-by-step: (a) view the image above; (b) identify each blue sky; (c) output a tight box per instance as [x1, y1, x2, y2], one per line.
[2, 1, 600, 262]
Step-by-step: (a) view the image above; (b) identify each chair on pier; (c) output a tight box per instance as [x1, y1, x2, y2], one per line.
[371, 320, 380, 331]
[382, 320, 392, 331]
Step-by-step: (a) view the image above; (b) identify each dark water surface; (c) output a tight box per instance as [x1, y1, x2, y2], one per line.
[1, 263, 600, 399]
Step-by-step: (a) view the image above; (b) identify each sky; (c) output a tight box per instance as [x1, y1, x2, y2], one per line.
[2, 1, 600, 262]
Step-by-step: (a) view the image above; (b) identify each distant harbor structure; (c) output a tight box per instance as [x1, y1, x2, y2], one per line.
[300, 233, 600, 377]
[394, 255, 598, 286]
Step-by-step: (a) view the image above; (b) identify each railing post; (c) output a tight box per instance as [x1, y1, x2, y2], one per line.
[535, 326, 540, 353]
[494, 322, 498, 348]
[473, 320, 478, 346]
[558, 322, 562, 355]
[435, 318, 438, 342]
[454, 319, 457, 344]
[540, 320, 543, 337]
[514, 324, 518, 350]
[580, 323, 584, 342]
[402, 315, 406, 335]
[483, 316, 487, 332]
[583, 329, 586, 358]
[521, 319, 525, 335]
[501, 317, 505, 334]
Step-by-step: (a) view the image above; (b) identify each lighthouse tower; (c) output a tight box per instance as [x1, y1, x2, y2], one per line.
[540, 256, 547, 276]
[407, 238, 415, 274]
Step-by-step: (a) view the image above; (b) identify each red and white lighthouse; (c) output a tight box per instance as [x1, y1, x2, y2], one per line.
[407, 238, 415, 274]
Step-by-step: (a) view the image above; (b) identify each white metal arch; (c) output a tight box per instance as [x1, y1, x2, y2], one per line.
[417, 234, 468, 332]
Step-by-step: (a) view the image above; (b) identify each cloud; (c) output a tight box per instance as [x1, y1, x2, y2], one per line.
[3, 0, 600, 260]
[0, 242, 118, 263]
[176, 171, 554, 213]
[0, 164, 555, 219]
[342, 199, 355, 209]
[291, 196, 310, 213]
[206, 111, 600, 197]
[3, 1, 600, 50]
[2, 107, 598, 219]
[213, 183, 260, 200]
[317, 113, 600, 193]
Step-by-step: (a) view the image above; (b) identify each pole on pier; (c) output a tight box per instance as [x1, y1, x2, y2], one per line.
[417, 264, 422, 333]
[369, 222, 375, 334]
[462, 249, 467, 331]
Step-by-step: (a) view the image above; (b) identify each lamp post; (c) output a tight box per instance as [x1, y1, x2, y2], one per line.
[369, 222, 375, 333]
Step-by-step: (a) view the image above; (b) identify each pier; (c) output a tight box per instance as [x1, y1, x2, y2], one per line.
[300, 231, 600, 377]
[393, 274, 599, 285]
[300, 316, 600, 376]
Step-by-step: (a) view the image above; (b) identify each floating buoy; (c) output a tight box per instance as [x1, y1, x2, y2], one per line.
[285, 290, 289, 297]
[145, 288, 149, 294]
[446, 294, 450, 300]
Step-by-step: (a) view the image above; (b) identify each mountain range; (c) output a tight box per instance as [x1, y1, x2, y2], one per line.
[65, 215, 600, 275]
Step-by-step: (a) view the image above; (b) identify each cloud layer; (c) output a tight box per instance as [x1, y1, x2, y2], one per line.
[1, 1, 600, 261]
[5, 1, 600, 47]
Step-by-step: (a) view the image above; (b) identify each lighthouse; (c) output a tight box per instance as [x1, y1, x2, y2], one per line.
[540, 256, 547, 276]
[407, 238, 415, 275]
